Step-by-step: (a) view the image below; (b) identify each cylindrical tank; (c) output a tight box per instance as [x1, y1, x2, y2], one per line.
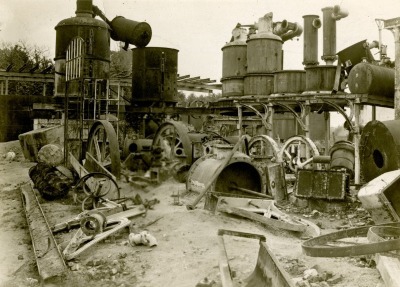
[54, 0, 110, 97]
[321, 7, 336, 64]
[274, 70, 306, 93]
[329, 140, 355, 177]
[131, 47, 178, 104]
[221, 29, 247, 98]
[360, 120, 400, 182]
[244, 74, 274, 96]
[348, 62, 394, 97]
[336, 40, 375, 73]
[302, 15, 321, 66]
[221, 76, 244, 97]
[221, 41, 247, 78]
[186, 147, 266, 195]
[110, 16, 152, 48]
[246, 35, 283, 73]
[304, 65, 336, 91]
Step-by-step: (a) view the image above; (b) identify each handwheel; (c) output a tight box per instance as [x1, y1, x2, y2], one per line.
[277, 135, 320, 172]
[152, 121, 193, 165]
[74, 172, 120, 211]
[248, 135, 280, 160]
[86, 120, 121, 179]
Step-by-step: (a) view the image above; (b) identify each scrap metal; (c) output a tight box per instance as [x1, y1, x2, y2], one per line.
[217, 229, 295, 287]
[302, 222, 400, 257]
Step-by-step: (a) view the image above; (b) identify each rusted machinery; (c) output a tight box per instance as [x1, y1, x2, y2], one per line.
[360, 120, 400, 182]
[24, 0, 400, 201]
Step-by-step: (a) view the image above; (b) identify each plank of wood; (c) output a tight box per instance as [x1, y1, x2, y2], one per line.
[85, 152, 116, 181]
[218, 205, 306, 232]
[20, 184, 68, 281]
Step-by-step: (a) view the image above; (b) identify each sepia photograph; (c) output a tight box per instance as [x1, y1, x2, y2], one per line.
[1, 0, 400, 286]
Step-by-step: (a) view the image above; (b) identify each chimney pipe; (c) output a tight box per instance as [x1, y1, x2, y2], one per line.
[321, 6, 348, 64]
[303, 15, 321, 66]
[75, 0, 93, 17]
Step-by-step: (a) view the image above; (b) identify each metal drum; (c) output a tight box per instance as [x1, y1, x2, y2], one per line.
[360, 120, 400, 182]
[274, 70, 306, 93]
[304, 65, 336, 92]
[244, 74, 274, 96]
[131, 47, 178, 104]
[246, 34, 283, 74]
[348, 62, 394, 97]
[187, 146, 266, 195]
[109, 16, 152, 48]
[221, 76, 244, 97]
[54, 5, 110, 97]
[329, 140, 355, 177]
[222, 41, 247, 78]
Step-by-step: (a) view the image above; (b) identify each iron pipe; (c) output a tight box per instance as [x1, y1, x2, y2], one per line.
[302, 15, 321, 66]
[332, 5, 349, 21]
[281, 22, 303, 42]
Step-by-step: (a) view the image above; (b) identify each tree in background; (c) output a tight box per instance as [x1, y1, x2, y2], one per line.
[0, 41, 54, 96]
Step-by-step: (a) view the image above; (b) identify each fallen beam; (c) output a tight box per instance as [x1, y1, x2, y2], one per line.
[20, 184, 68, 283]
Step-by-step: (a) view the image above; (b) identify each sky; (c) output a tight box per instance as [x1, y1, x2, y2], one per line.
[1, 0, 400, 82]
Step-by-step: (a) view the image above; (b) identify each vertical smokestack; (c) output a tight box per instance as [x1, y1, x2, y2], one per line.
[321, 7, 336, 64]
[303, 15, 321, 66]
[321, 5, 348, 65]
[75, 0, 93, 17]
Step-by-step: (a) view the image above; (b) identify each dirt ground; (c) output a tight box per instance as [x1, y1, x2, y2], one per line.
[0, 140, 385, 287]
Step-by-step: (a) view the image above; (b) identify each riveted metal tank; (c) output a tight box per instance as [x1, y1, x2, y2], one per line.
[244, 73, 274, 96]
[54, 0, 111, 97]
[131, 47, 178, 104]
[110, 16, 152, 48]
[360, 120, 400, 182]
[302, 15, 321, 66]
[304, 65, 336, 92]
[222, 27, 247, 78]
[274, 70, 306, 93]
[187, 145, 266, 195]
[221, 26, 248, 97]
[246, 14, 283, 74]
[221, 76, 244, 97]
[348, 62, 394, 97]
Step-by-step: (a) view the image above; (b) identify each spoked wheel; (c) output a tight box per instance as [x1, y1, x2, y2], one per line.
[74, 172, 120, 211]
[277, 135, 320, 172]
[152, 121, 193, 165]
[248, 135, 280, 160]
[85, 120, 121, 179]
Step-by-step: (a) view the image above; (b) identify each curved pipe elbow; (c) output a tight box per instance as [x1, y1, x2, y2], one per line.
[281, 23, 303, 41]
[332, 5, 349, 20]
[367, 40, 380, 50]
[273, 20, 298, 36]
[273, 20, 288, 35]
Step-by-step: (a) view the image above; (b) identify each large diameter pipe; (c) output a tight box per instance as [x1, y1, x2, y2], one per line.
[303, 15, 321, 66]
[321, 7, 336, 64]
[321, 5, 348, 64]
[110, 16, 152, 48]
[281, 22, 303, 42]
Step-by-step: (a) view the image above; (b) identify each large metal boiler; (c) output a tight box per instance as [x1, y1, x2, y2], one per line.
[360, 120, 400, 182]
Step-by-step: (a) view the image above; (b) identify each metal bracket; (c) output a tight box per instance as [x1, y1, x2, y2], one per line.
[238, 103, 272, 131]
[321, 99, 355, 132]
[269, 101, 308, 132]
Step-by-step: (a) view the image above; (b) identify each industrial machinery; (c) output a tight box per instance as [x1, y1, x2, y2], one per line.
[13, 0, 400, 204]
